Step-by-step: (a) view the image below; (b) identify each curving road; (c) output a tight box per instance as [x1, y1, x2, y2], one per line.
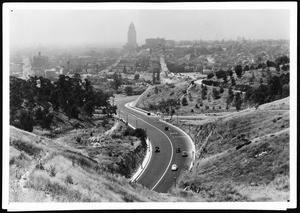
[114, 95, 193, 193]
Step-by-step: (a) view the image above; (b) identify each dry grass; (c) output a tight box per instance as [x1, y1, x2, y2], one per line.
[176, 97, 290, 201]
[9, 124, 205, 202]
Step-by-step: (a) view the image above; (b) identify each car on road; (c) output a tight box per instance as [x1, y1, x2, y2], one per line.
[176, 148, 181, 153]
[164, 126, 170, 131]
[155, 147, 160, 153]
[171, 164, 178, 171]
[182, 151, 188, 157]
[147, 112, 151, 116]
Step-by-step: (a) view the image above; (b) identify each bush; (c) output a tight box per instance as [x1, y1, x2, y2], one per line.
[182, 97, 188, 106]
[35, 162, 45, 170]
[65, 175, 74, 184]
[49, 165, 57, 177]
[19, 110, 34, 132]
[207, 73, 214, 79]
[76, 136, 81, 143]
[12, 140, 43, 157]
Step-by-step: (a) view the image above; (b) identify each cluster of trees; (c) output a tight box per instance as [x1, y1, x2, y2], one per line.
[10, 74, 115, 132]
[243, 73, 289, 106]
[111, 72, 122, 90]
[225, 73, 289, 111]
[167, 63, 194, 73]
[148, 98, 180, 117]
[123, 127, 147, 148]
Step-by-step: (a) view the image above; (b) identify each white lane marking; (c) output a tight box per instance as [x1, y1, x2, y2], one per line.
[136, 120, 174, 190]
[160, 119, 195, 170]
[123, 103, 175, 190]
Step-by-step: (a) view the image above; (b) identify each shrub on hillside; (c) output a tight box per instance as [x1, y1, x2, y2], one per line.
[12, 140, 43, 157]
[182, 97, 188, 106]
[65, 175, 74, 184]
[18, 110, 34, 132]
[207, 73, 214, 79]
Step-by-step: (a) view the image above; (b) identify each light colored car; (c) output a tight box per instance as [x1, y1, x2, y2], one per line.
[171, 164, 178, 171]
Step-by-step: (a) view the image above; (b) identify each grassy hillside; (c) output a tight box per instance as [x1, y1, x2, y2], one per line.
[136, 82, 238, 115]
[9, 123, 203, 202]
[172, 97, 290, 201]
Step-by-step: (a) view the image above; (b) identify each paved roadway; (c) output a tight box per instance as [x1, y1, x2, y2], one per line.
[114, 95, 193, 193]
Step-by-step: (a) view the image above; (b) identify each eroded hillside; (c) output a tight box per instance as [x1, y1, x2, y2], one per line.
[9, 123, 203, 202]
[172, 97, 290, 201]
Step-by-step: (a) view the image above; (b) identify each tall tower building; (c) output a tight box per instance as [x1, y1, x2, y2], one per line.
[124, 22, 138, 51]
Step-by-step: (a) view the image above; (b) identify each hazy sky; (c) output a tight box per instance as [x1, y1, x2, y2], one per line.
[9, 9, 290, 48]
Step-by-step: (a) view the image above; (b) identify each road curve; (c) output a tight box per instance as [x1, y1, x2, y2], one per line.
[114, 95, 193, 193]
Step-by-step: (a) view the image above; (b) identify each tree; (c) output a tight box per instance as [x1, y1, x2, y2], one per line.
[219, 86, 224, 94]
[212, 88, 220, 99]
[201, 85, 208, 100]
[156, 69, 160, 82]
[207, 73, 214, 79]
[235, 65, 243, 78]
[124, 86, 133, 96]
[83, 100, 94, 117]
[181, 97, 188, 106]
[227, 69, 233, 77]
[134, 128, 147, 148]
[134, 73, 140, 80]
[215, 70, 227, 79]
[231, 77, 236, 86]
[223, 75, 228, 85]
[275, 55, 289, 66]
[234, 92, 243, 111]
[243, 65, 249, 71]
[111, 72, 122, 90]
[19, 110, 34, 132]
[266, 60, 276, 67]
[226, 87, 234, 105]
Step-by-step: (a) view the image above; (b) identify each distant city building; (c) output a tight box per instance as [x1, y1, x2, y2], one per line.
[145, 37, 166, 49]
[45, 68, 57, 79]
[124, 22, 138, 52]
[32, 52, 49, 77]
[33, 52, 49, 68]
[10, 62, 22, 77]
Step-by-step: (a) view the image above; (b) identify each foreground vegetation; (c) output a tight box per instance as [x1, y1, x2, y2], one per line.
[10, 74, 116, 132]
[9, 120, 203, 202]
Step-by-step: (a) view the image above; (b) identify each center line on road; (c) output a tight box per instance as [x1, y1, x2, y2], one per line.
[136, 118, 174, 191]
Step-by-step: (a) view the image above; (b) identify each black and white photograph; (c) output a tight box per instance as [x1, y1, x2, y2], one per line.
[2, 2, 297, 211]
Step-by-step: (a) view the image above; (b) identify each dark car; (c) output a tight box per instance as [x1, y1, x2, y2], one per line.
[176, 148, 181, 153]
[147, 112, 151, 116]
[182, 151, 188, 157]
[165, 126, 170, 131]
[155, 146, 160, 153]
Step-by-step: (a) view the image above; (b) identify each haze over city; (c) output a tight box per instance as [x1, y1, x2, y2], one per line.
[10, 9, 290, 48]
[4, 2, 297, 210]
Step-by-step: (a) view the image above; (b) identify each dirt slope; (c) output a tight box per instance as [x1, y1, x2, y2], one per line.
[173, 97, 290, 201]
[9, 125, 203, 202]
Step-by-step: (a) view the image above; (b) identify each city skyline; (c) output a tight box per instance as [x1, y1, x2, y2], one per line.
[9, 7, 290, 48]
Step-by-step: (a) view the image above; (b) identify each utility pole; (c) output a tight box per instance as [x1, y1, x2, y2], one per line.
[174, 176, 177, 187]
[136, 119, 138, 128]
[126, 113, 128, 124]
